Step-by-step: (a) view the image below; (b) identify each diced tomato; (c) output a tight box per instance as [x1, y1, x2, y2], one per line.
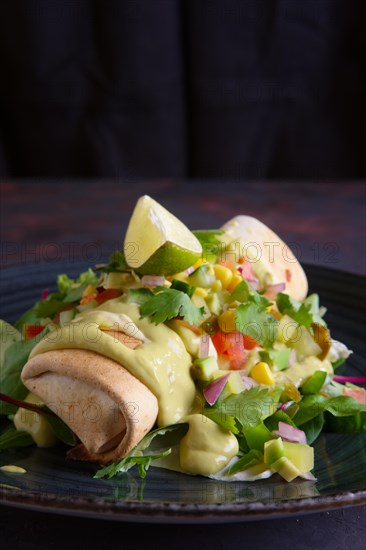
[24, 325, 46, 339]
[212, 331, 248, 370]
[95, 288, 122, 304]
[342, 386, 366, 405]
[243, 334, 258, 350]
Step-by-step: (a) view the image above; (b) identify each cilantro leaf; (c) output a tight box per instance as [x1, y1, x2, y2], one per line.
[203, 386, 278, 433]
[276, 293, 314, 331]
[140, 287, 205, 325]
[231, 280, 271, 309]
[235, 302, 278, 348]
[127, 288, 154, 305]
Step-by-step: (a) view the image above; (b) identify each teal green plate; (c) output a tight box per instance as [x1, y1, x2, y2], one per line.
[0, 263, 365, 522]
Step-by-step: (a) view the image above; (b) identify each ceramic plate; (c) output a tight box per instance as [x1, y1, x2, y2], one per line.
[0, 262, 365, 523]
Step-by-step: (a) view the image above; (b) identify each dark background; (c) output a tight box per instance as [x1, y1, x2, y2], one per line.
[1, 0, 366, 179]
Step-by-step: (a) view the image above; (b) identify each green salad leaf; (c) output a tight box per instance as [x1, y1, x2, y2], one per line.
[95, 423, 188, 479]
[139, 287, 205, 325]
[0, 326, 51, 415]
[0, 426, 33, 450]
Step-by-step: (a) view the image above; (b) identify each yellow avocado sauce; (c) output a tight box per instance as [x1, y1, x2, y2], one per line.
[29, 298, 237, 474]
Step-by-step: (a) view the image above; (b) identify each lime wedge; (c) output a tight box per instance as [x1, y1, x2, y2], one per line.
[123, 195, 202, 275]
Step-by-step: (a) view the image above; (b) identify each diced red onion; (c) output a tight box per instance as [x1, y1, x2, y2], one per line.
[333, 375, 366, 384]
[276, 401, 295, 411]
[273, 421, 307, 444]
[186, 265, 195, 275]
[198, 335, 210, 358]
[41, 289, 49, 300]
[248, 277, 260, 290]
[240, 375, 259, 390]
[203, 373, 231, 406]
[299, 471, 317, 481]
[141, 275, 165, 287]
[264, 282, 286, 300]
[289, 349, 296, 367]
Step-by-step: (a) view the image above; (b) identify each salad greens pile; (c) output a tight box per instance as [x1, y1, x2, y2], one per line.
[1, 230, 365, 484]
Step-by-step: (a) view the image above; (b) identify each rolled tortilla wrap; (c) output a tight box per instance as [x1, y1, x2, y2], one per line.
[21, 331, 159, 464]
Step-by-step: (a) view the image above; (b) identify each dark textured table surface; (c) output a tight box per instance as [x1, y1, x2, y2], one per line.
[0, 181, 365, 549]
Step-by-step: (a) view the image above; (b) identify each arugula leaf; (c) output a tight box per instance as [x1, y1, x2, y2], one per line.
[299, 414, 325, 444]
[0, 320, 22, 370]
[276, 293, 314, 331]
[57, 269, 98, 294]
[0, 426, 34, 450]
[235, 302, 278, 348]
[0, 327, 51, 415]
[95, 423, 188, 479]
[43, 411, 75, 446]
[16, 269, 99, 329]
[293, 394, 366, 427]
[264, 409, 297, 431]
[140, 287, 205, 325]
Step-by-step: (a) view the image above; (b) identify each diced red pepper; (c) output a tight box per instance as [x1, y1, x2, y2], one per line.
[24, 325, 46, 339]
[342, 386, 366, 405]
[212, 330, 248, 370]
[95, 288, 122, 304]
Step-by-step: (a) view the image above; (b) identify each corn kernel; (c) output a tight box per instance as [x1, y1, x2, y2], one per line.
[194, 287, 209, 298]
[210, 280, 222, 293]
[227, 274, 242, 292]
[218, 309, 236, 333]
[251, 362, 275, 385]
[213, 265, 233, 289]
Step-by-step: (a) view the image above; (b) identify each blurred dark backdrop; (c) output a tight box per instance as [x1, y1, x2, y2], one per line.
[0, 0, 365, 179]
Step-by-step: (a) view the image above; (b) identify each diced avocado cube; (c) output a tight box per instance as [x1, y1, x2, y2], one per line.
[293, 326, 322, 359]
[205, 293, 222, 316]
[277, 315, 298, 343]
[211, 370, 245, 398]
[271, 456, 301, 482]
[191, 356, 218, 381]
[264, 437, 285, 465]
[226, 371, 246, 395]
[282, 441, 314, 473]
[188, 265, 216, 288]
